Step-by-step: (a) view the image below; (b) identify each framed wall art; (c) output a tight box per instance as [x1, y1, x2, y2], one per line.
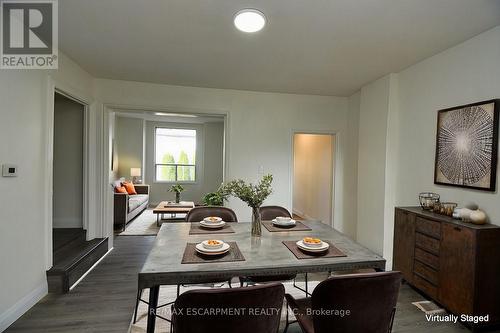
[434, 99, 499, 191]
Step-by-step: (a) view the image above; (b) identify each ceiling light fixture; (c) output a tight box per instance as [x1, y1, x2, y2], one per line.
[234, 9, 266, 33]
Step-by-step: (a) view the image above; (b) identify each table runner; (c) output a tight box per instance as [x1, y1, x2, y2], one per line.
[181, 242, 245, 264]
[262, 220, 312, 232]
[188, 223, 235, 235]
[282, 240, 346, 259]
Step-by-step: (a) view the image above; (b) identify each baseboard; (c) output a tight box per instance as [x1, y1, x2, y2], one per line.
[0, 281, 47, 332]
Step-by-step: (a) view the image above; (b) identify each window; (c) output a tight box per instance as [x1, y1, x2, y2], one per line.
[155, 128, 196, 182]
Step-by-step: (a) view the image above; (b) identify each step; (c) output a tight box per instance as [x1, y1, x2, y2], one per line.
[47, 237, 108, 293]
[53, 228, 86, 252]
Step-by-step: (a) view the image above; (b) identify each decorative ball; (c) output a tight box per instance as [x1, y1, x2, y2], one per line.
[470, 210, 487, 225]
[458, 208, 473, 222]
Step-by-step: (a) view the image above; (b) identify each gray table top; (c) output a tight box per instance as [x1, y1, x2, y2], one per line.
[138, 221, 385, 289]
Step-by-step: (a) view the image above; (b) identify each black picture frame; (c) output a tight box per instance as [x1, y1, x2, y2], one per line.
[434, 99, 499, 192]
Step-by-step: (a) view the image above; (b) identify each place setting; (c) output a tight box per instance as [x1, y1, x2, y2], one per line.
[189, 216, 236, 235]
[261, 216, 312, 232]
[283, 237, 347, 259]
[181, 239, 245, 264]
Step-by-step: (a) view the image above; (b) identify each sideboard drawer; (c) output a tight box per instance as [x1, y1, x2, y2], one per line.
[415, 232, 440, 255]
[416, 217, 441, 239]
[414, 260, 438, 285]
[413, 274, 438, 299]
[415, 247, 439, 270]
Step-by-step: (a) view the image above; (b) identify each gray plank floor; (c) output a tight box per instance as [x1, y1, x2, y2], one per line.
[6, 235, 498, 333]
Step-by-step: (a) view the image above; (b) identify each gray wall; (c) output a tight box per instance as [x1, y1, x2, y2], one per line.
[144, 120, 224, 204]
[115, 116, 144, 179]
[53, 94, 84, 228]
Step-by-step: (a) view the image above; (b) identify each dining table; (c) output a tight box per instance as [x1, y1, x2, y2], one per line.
[138, 220, 386, 333]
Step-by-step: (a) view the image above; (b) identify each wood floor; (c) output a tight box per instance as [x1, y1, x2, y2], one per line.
[6, 236, 155, 333]
[6, 235, 499, 333]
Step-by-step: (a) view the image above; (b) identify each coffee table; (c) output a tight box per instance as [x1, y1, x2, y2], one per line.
[152, 201, 195, 226]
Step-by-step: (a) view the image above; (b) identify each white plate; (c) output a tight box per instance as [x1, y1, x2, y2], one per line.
[296, 240, 330, 253]
[272, 218, 296, 226]
[202, 239, 224, 250]
[203, 216, 222, 223]
[199, 220, 226, 229]
[195, 242, 230, 255]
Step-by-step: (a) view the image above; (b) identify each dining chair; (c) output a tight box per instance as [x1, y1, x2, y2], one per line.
[284, 271, 402, 333]
[185, 206, 238, 222]
[239, 206, 299, 289]
[172, 283, 285, 333]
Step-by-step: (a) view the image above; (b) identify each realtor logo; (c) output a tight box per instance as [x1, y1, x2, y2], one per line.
[1, 0, 58, 69]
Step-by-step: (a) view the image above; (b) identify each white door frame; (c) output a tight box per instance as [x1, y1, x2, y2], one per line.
[290, 130, 338, 228]
[43, 76, 94, 270]
[99, 104, 230, 245]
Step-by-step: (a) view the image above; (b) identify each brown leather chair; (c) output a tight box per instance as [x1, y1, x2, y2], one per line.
[260, 205, 293, 220]
[239, 206, 298, 287]
[186, 206, 238, 222]
[284, 271, 402, 333]
[172, 283, 285, 333]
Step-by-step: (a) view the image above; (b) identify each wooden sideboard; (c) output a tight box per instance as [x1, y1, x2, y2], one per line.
[393, 207, 500, 328]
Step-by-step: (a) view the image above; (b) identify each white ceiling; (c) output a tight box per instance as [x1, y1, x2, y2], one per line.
[59, 0, 500, 96]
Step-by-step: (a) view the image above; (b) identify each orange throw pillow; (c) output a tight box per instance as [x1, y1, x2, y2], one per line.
[115, 186, 127, 194]
[123, 181, 137, 195]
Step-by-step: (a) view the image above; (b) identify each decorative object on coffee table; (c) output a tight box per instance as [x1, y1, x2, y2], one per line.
[418, 192, 440, 210]
[169, 184, 184, 203]
[435, 99, 499, 191]
[221, 174, 273, 237]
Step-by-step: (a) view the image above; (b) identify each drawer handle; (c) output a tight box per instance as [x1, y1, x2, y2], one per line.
[454, 226, 461, 232]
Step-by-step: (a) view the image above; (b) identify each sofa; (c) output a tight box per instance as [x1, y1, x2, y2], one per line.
[113, 183, 150, 231]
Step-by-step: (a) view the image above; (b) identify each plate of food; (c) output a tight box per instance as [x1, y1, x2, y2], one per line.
[272, 217, 296, 227]
[195, 242, 230, 256]
[296, 237, 330, 253]
[201, 239, 224, 250]
[199, 220, 226, 229]
[203, 216, 222, 223]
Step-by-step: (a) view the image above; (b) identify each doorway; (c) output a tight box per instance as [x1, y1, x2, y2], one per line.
[292, 133, 335, 225]
[52, 92, 85, 250]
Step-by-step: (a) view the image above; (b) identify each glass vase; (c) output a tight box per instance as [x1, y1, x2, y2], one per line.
[251, 207, 262, 237]
[175, 192, 181, 203]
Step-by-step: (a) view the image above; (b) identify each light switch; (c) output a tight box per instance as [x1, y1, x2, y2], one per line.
[258, 165, 264, 175]
[2, 164, 18, 177]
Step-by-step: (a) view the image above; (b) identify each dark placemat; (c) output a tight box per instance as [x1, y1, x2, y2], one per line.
[189, 223, 235, 235]
[181, 242, 245, 264]
[262, 220, 312, 232]
[283, 240, 347, 259]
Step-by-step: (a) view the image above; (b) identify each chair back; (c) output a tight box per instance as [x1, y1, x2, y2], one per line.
[172, 283, 284, 333]
[260, 205, 291, 220]
[311, 271, 402, 333]
[185, 206, 238, 222]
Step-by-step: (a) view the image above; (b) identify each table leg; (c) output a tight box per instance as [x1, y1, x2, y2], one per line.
[146, 285, 160, 333]
[156, 214, 159, 227]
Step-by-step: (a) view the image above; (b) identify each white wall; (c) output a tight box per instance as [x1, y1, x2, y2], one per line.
[395, 26, 500, 222]
[0, 53, 95, 331]
[356, 74, 392, 255]
[94, 79, 355, 224]
[353, 26, 500, 269]
[293, 134, 334, 224]
[144, 120, 224, 204]
[53, 94, 84, 228]
[115, 116, 144, 180]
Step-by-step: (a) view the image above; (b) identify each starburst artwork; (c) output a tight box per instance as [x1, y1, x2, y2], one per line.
[434, 100, 499, 191]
